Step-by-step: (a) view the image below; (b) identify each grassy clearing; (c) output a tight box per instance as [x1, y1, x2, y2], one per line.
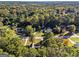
[70, 37, 79, 42]
[69, 33, 79, 42]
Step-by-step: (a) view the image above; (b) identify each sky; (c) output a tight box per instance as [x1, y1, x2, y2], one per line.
[0, 0, 79, 1]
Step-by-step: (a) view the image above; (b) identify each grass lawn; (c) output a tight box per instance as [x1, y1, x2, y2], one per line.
[69, 33, 79, 42]
[70, 37, 79, 42]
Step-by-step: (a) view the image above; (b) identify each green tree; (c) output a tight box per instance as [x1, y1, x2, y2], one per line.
[0, 49, 3, 55]
[25, 25, 35, 36]
[0, 22, 3, 27]
[28, 48, 39, 57]
[38, 46, 47, 57]
[68, 25, 76, 32]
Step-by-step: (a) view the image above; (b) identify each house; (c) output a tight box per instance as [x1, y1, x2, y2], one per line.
[22, 36, 44, 47]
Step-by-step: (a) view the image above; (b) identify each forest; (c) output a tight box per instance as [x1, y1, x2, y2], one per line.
[0, 1, 79, 57]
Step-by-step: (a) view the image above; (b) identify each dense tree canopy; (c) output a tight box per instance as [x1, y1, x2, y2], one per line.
[0, 2, 79, 57]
